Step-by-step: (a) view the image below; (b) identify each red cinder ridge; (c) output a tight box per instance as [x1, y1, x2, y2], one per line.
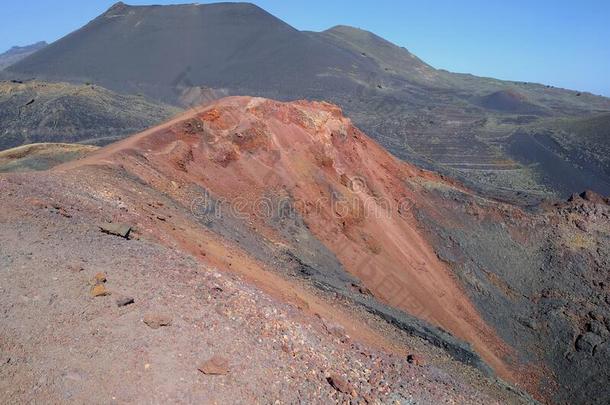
[60, 96, 518, 382]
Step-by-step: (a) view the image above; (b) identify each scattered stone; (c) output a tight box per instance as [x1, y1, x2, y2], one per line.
[359, 285, 372, 296]
[351, 282, 373, 296]
[575, 333, 603, 354]
[362, 393, 376, 404]
[91, 284, 110, 297]
[522, 318, 538, 330]
[210, 286, 224, 298]
[143, 313, 172, 329]
[327, 373, 352, 394]
[280, 343, 292, 354]
[325, 323, 349, 343]
[116, 296, 135, 307]
[407, 354, 424, 366]
[93, 272, 107, 284]
[588, 321, 609, 337]
[57, 207, 72, 218]
[198, 355, 230, 375]
[99, 223, 132, 239]
[580, 190, 607, 205]
[573, 219, 588, 232]
[595, 341, 610, 358]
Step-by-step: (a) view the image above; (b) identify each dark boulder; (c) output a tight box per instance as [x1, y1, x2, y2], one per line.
[575, 333, 603, 354]
[99, 223, 132, 239]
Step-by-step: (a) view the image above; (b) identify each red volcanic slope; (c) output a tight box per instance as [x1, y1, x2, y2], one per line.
[61, 96, 518, 381]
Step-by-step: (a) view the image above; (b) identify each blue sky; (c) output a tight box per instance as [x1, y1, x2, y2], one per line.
[2, 0, 609, 96]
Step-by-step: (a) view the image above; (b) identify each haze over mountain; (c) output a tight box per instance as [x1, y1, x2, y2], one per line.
[6, 2, 610, 200]
[0, 41, 47, 70]
[0, 41, 48, 70]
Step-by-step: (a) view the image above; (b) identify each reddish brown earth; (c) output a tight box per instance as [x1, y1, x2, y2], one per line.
[0, 97, 539, 403]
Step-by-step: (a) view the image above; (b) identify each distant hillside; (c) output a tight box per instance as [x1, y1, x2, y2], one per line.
[6, 2, 610, 198]
[0, 80, 180, 150]
[0, 41, 47, 70]
[0, 142, 98, 172]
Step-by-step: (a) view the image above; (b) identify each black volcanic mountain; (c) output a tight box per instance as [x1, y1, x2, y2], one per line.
[7, 2, 372, 100]
[6, 2, 610, 198]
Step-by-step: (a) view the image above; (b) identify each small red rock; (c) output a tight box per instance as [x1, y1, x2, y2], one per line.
[93, 272, 107, 284]
[28, 198, 47, 209]
[91, 284, 110, 297]
[198, 355, 230, 375]
[327, 373, 352, 394]
[143, 313, 172, 329]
